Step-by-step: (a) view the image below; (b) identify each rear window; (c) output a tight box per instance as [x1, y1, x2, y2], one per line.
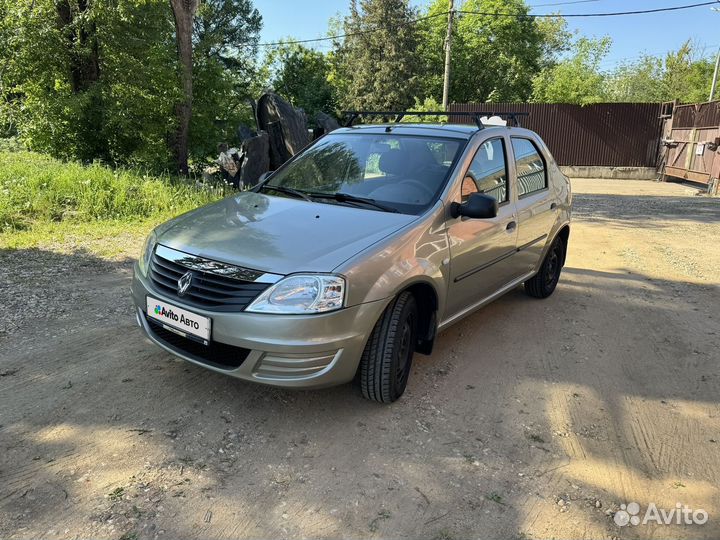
[511, 138, 547, 197]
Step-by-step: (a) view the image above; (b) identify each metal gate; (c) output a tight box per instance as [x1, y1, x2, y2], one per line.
[663, 100, 720, 188]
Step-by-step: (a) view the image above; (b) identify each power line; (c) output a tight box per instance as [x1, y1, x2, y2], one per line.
[528, 0, 601, 7]
[254, 1, 719, 49]
[459, 1, 720, 18]
[254, 11, 448, 48]
[598, 43, 720, 69]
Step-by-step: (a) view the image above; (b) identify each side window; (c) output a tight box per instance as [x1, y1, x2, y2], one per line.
[462, 138, 508, 203]
[511, 138, 547, 197]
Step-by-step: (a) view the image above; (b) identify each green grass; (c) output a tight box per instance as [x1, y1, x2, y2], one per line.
[0, 218, 172, 259]
[0, 150, 224, 228]
[0, 150, 226, 259]
[485, 492, 506, 505]
[108, 486, 125, 502]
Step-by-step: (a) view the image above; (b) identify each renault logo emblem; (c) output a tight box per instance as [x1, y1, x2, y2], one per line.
[177, 271, 193, 296]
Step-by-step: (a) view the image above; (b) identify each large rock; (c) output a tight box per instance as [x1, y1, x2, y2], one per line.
[236, 124, 256, 142]
[315, 112, 341, 135]
[238, 131, 270, 187]
[256, 92, 310, 168]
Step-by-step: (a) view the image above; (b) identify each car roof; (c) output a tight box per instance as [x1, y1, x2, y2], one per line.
[332, 123, 536, 141]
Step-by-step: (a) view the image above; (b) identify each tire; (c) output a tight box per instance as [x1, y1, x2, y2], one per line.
[525, 236, 565, 299]
[359, 292, 418, 403]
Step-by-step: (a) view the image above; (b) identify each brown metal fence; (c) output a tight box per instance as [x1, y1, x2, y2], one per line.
[672, 100, 720, 128]
[449, 102, 663, 167]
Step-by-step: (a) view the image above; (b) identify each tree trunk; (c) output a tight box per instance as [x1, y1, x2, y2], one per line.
[56, 0, 100, 93]
[169, 0, 199, 176]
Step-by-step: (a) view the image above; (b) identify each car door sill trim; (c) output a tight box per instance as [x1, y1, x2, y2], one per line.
[452, 234, 547, 284]
[517, 234, 547, 252]
[454, 248, 517, 283]
[440, 271, 536, 331]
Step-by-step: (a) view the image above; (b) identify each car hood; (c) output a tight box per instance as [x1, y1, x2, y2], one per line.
[156, 192, 416, 275]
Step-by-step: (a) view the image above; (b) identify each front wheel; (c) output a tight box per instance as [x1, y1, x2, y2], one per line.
[359, 292, 418, 403]
[525, 236, 565, 298]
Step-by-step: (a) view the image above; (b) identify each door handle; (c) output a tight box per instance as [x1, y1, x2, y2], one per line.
[550, 202, 557, 210]
[506, 221, 517, 231]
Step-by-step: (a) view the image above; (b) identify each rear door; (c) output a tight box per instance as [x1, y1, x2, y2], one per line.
[445, 136, 519, 319]
[510, 136, 558, 272]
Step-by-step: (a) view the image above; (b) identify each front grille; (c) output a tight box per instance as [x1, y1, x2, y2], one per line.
[149, 248, 271, 312]
[145, 315, 250, 369]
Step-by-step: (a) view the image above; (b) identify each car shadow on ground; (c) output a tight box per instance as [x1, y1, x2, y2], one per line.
[1, 244, 719, 539]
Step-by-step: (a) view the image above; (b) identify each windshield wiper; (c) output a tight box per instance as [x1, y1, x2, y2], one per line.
[259, 184, 312, 202]
[308, 192, 399, 213]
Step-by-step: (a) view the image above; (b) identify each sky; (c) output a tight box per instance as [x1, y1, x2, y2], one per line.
[253, 0, 720, 69]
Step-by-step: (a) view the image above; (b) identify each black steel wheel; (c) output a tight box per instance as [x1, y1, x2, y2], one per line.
[525, 236, 565, 299]
[359, 292, 418, 403]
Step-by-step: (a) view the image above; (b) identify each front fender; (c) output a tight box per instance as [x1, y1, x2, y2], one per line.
[334, 202, 450, 316]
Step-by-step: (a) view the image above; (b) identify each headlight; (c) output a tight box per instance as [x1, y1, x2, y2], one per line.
[245, 274, 345, 314]
[137, 230, 157, 276]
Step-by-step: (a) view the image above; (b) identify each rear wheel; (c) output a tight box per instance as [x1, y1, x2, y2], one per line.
[359, 292, 418, 403]
[525, 236, 565, 298]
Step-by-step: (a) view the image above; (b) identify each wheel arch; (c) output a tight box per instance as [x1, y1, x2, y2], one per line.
[397, 280, 439, 356]
[555, 224, 570, 266]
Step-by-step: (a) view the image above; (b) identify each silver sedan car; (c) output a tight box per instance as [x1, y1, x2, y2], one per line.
[132, 121, 571, 403]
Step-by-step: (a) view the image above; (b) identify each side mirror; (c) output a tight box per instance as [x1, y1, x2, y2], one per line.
[450, 192, 498, 219]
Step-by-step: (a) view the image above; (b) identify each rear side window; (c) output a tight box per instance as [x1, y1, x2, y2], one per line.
[461, 138, 508, 203]
[511, 138, 547, 197]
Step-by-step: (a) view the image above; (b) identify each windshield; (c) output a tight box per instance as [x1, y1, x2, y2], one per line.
[263, 133, 464, 215]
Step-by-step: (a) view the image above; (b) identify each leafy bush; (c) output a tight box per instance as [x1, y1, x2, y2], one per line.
[0, 151, 225, 229]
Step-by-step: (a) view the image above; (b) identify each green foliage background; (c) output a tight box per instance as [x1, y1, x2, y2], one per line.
[0, 0, 716, 173]
[0, 0, 261, 173]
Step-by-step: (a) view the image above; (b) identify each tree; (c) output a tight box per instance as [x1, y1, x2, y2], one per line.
[191, 0, 262, 162]
[264, 43, 336, 121]
[169, 0, 199, 175]
[415, 0, 452, 105]
[603, 56, 665, 103]
[603, 41, 714, 103]
[333, 0, 422, 110]
[0, 0, 182, 167]
[0, 0, 261, 171]
[416, 0, 568, 104]
[531, 36, 610, 104]
[662, 42, 714, 103]
[457, 0, 559, 102]
[56, 0, 100, 94]
[97, 0, 181, 168]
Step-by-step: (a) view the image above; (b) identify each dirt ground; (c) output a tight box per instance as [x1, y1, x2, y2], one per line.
[1, 179, 719, 540]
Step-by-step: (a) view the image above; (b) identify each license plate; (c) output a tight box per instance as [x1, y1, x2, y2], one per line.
[146, 296, 211, 341]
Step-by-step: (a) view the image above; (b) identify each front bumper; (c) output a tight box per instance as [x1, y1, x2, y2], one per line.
[131, 265, 390, 389]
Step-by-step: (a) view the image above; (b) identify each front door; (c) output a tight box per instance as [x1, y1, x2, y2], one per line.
[445, 136, 519, 319]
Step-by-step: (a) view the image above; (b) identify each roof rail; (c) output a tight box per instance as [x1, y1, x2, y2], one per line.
[341, 110, 529, 129]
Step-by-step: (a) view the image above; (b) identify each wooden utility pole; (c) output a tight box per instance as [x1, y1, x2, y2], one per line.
[711, 8, 720, 102]
[442, 0, 454, 111]
[710, 46, 720, 102]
